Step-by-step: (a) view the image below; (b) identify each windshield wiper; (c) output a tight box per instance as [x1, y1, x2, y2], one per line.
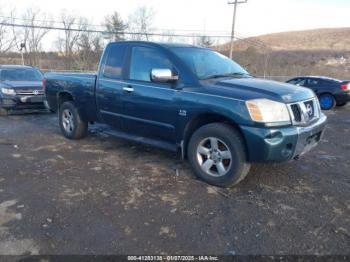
[201, 72, 249, 80]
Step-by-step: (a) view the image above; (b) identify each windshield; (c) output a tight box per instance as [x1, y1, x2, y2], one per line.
[0, 68, 43, 81]
[171, 47, 249, 80]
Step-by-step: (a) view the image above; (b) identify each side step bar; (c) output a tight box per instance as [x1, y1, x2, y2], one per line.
[103, 129, 178, 152]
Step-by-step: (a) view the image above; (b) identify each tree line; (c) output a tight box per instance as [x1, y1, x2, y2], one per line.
[0, 5, 218, 70]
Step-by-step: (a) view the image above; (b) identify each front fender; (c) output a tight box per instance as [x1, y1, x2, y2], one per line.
[175, 91, 252, 144]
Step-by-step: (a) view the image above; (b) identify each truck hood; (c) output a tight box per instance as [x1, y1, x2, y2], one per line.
[0, 81, 43, 90]
[200, 77, 315, 103]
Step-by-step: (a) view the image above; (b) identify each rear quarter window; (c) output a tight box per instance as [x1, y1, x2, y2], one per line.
[103, 44, 127, 79]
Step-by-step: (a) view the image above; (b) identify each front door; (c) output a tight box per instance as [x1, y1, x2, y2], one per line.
[120, 45, 179, 143]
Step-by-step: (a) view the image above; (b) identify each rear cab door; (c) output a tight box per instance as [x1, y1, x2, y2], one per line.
[96, 42, 129, 130]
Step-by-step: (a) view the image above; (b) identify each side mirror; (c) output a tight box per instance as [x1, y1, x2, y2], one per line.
[151, 69, 179, 83]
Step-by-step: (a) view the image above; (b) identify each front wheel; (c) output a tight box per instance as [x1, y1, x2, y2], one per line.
[187, 123, 251, 188]
[318, 94, 335, 110]
[59, 101, 88, 139]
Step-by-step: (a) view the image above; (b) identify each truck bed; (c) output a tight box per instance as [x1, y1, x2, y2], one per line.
[45, 72, 98, 121]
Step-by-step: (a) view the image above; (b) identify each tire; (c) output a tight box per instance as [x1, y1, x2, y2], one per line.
[336, 102, 347, 107]
[187, 123, 251, 188]
[59, 101, 88, 139]
[0, 108, 8, 116]
[318, 94, 336, 110]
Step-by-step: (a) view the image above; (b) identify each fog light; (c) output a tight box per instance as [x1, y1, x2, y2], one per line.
[281, 143, 293, 158]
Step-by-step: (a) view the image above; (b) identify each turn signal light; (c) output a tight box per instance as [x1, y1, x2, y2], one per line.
[246, 101, 263, 122]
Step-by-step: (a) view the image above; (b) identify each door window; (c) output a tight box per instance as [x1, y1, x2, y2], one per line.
[296, 79, 307, 86]
[287, 78, 301, 85]
[103, 44, 127, 79]
[306, 79, 320, 87]
[129, 47, 173, 82]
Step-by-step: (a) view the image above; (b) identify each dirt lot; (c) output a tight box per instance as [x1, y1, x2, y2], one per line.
[0, 106, 349, 255]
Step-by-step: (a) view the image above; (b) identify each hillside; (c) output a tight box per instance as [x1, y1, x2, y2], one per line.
[214, 28, 350, 79]
[219, 28, 350, 51]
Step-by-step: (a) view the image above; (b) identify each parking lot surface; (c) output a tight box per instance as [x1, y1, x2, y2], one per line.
[0, 107, 349, 255]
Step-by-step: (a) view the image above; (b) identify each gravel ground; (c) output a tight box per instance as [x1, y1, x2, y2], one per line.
[0, 106, 349, 255]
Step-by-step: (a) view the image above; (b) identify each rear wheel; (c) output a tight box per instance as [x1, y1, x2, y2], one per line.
[187, 123, 251, 187]
[318, 94, 335, 110]
[59, 101, 88, 139]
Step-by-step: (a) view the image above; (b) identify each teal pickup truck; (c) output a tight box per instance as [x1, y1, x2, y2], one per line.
[45, 41, 327, 187]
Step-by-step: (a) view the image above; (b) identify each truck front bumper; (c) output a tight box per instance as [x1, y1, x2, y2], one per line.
[241, 113, 327, 162]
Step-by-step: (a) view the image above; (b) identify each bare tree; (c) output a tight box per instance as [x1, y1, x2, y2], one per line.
[56, 11, 84, 69]
[0, 10, 15, 53]
[128, 6, 155, 41]
[159, 30, 176, 43]
[17, 8, 52, 66]
[74, 19, 104, 71]
[104, 11, 127, 42]
[10, 10, 26, 52]
[197, 35, 213, 48]
[75, 33, 103, 70]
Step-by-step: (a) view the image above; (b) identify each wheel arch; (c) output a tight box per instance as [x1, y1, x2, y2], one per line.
[318, 91, 335, 97]
[57, 91, 75, 109]
[182, 113, 247, 159]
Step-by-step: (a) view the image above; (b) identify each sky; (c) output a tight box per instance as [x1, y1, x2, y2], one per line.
[1, 0, 350, 50]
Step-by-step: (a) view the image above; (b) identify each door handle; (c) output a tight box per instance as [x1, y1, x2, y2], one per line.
[122, 87, 134, 92]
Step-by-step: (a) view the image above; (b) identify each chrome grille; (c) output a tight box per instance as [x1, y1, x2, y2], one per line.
[290, 104, 302, 122]
[15, 90, 44, 96]
[288, 98, 320, 126]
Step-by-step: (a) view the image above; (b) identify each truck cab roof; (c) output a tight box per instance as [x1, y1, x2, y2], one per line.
[0, 65, 37, 70]
[107, 41, 199, 49]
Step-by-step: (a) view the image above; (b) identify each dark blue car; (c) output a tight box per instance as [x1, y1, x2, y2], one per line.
[286, 76, 350, 110]
[0, 65, 46, 115]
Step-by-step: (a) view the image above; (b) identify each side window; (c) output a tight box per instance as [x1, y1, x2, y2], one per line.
[307, 79, 320, 87]
[103, 44, 127, 79]
[296, 78, 307, 86]
[288, 78, 301, 85]
[129, 46, 173, 82]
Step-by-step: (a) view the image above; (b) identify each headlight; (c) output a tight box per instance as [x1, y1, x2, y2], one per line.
[1, 88, 16, 95]
[246, 99, 291, 124]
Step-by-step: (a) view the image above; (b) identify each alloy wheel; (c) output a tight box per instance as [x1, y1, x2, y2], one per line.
[196, 137, 232, 177]
[62, 109, 74, 133]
